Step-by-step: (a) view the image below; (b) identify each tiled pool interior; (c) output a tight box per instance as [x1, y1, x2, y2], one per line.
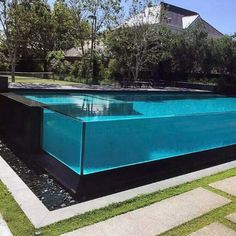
[23, 92, 236, 175]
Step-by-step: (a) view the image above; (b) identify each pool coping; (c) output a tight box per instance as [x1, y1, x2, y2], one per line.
[9, 83, 212, 93]
[0, 155, 236, 229]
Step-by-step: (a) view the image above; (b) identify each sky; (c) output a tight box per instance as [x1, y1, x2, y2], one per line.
[164, 0, 236, 35]
[48, 0, 236, 35]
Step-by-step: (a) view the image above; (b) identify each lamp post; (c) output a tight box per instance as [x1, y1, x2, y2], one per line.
[88, 15, 97, 84]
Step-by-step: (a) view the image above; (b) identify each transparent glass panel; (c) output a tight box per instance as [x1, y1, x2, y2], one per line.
[83, 112, 236, 174]
[42, 108, 83, 174]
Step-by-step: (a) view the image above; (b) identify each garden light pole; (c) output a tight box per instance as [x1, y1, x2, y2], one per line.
[88, 15, 97, 84]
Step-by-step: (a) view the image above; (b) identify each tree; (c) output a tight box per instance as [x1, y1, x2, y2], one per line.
[215, 35, 236, 80]
[52, 0, 79, 50]
[69, 0, 122, 83]
[106, 0, 172, 81]
[68, 0, 90, 56]
[108, 25, 172, 81]
[20, 0, 90, 73]
[0, 36, 9, 70]
[0, 0, 30, 81]
[47, 50, 71, 79]
[28, 0, 55, 72]
[170, 23, 219, 76]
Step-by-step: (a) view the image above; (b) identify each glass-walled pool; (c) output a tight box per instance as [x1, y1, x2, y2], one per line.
[23, 92, 236, 175]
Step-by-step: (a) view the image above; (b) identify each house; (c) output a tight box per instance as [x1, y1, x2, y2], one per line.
[65, 2, 223, 60]
[64, 40, 105, 62]
[125, 2, 223, 38]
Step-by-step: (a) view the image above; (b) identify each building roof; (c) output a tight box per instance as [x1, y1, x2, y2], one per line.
[161, 2, 199, 29]
[182, 15, 199, 29]
[124, 2, 223, 38]
[64, 40, 105, 59]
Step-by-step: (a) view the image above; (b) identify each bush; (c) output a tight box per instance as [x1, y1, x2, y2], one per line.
[99, 58, 118, 84]
[0, 52, 9, 71]
[47, 50, 72, 79]
[71, 60, 80, 79]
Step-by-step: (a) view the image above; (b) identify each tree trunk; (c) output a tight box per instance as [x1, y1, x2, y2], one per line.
[42, 47, 47, 72]
[43, 59, 48, 73]
[80, 41, 85, 56]
[135, 66, 139, 81]
[10, 51, 16, 83]
[131, 64, 139, 81]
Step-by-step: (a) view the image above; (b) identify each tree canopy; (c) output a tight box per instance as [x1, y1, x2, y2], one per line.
[0, 0, 236, 86]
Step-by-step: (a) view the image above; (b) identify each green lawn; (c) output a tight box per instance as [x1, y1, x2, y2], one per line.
[0, 167, 236, 235]
[4, 75, 81, 85]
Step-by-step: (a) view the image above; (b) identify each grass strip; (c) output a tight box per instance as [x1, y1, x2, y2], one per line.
[0, 168, 235, 236]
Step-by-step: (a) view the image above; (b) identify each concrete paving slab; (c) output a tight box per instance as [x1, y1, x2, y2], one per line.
[61, 188, 230, 236]
[190, 222, 236, 236]
[0, 215, 13, 236]
[210, 176, 236, 196]
[226, 213, 236, 224]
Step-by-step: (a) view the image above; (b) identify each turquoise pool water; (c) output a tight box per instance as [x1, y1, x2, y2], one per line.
[25, 92, 236, 121]
[23, 92, 236, 175]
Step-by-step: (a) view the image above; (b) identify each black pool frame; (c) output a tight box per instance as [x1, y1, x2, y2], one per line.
[0, 90, 236, 200]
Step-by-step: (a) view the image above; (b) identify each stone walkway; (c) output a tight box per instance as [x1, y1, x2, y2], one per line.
[211, 176, 236, 228]
[61, 188, 230, 236]
[61, 176, 236, 236]
[190, 223, 236, 236]
[0, 215, 12, 236]
[227, 213, 236, 224]
[210, 176, 236, 197]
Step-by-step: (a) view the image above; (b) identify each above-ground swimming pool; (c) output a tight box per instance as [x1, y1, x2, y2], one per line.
[20, 91, 236, 178]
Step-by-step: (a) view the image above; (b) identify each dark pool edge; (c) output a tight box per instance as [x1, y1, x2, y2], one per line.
[3, 131, 236, 208]
[38, 143, 236, 200]
[0, 92, 43, 154]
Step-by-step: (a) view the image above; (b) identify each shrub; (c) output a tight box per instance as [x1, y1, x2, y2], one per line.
[47, 50, 72, 79]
